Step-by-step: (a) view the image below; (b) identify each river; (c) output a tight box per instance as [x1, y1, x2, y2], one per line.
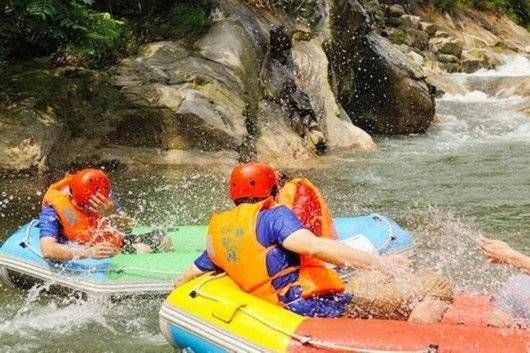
[0, 56, 529, 353]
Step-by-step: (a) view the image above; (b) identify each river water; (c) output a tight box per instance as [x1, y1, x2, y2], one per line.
[0, 56, 529, 353]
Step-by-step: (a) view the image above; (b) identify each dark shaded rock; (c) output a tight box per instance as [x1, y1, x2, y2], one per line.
[399, 14, 421, 29]
[420, 21, 438, 36]
[387, 4, 405, 17]
[429, 37, 464, 58]
[344, 33, 435, 134]
[0, 104, 63, 173]
[437, 53, 460, 63]
[408, 29, 429, 50]
[328, 1, 434, 134]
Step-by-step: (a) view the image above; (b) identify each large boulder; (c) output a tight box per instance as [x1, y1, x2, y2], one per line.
[429, 37, 464, 58]
[113, 20, 261, 152]
[460, 48, 499, 73]
[327, 1, 435, 134]
[346, 34, 435, 134]
[291, 35, 375, 150]
[420, 22, 438, 36]
[0, 104, 62, 173]
[255, 100, 315, 166]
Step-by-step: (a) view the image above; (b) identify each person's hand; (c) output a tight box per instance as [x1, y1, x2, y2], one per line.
[83, 242, 118, 259]
[108, 213, 135, 232]
[479, 238, 518, 264]
[376, 254, 413, 277]
[87, 192, 117, 217]
[173, 275, 185, 288]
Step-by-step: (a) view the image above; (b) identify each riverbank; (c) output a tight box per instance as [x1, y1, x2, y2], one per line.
[0, 0, 528, 177]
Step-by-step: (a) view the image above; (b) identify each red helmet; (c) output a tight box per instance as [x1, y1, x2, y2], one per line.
[70, 168, 111, 209]
[229, 162, 278, 202]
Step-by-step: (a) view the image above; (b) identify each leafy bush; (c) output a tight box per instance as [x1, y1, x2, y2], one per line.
[0, 0, 131, 67]
[0, 0, 211, 67]
[130, 1, 211, 42]
[432, 0, 462, 12]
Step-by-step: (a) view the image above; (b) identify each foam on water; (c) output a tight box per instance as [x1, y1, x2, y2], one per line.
[469, 55, 530, 77]
[438, 90, 525, 104]
[0, 290, 111, 337]
[0, 286, 167, 353]
[432, 76, 530, 149]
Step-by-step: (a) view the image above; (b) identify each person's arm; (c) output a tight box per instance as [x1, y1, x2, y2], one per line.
[173, 250, 219, 287]
[174, 264, 206, 288]
[282, 228, 411, 275]
[40, 237, 117, 261]
[480, 238, 530, 273]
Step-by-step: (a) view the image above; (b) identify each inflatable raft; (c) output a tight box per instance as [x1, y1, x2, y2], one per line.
[0, 214, 411, 297]
[160, 274, 530, 353]
[0, 220, 205, 296]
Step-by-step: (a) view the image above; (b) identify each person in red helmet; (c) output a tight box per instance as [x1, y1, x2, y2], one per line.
[39, 168, 170, 261]
[175, 162, 453, 322]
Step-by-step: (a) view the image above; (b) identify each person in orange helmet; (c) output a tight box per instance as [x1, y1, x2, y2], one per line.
[175, 162, 453, 322]
[39, 168, 170, 261]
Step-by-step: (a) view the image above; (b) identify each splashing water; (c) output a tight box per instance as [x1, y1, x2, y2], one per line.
[0, 57, 529, 352]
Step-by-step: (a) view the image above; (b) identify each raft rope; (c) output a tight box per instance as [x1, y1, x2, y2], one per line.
[372, 213, 395, 253]
[19, 220, 44, 259]
[110, 266, 177, 275]
[190, 274, 437, 353]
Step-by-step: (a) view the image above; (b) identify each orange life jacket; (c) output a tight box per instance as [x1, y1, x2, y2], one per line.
[278, 178, 342, 272]
[207, 197, 344, 305]
[42, 175, 123, 249]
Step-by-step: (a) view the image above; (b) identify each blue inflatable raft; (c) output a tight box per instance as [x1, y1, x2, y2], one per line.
[0, 214, 412, 296]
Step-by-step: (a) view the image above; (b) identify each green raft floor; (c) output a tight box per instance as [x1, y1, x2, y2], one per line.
[106, 225, 206, 282]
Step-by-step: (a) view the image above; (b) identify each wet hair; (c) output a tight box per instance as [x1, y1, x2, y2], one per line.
[233, 185, 278, 206]
[277, 172, 291, 188]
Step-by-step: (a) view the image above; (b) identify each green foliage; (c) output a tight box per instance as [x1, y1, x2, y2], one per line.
[432, 0, 462, 12]
[388, 29, 407, 45]
[431, 0, 529, 27]
[0, 0, 212, 67]
[0, 0, 131, 67]
[364, 0, 386, 27]
[125, 1, 211, 42]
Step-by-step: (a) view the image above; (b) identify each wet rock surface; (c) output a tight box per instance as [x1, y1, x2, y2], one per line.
[346, 33, 435, 134]
[1, 0, 528, 176]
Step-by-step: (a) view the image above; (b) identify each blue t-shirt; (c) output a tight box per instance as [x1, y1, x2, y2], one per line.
[194, 205, 352, 317]
[39, 191, 123, 243]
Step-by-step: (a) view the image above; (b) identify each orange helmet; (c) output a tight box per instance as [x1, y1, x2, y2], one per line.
[229, 162, 278, 202]
[70, 168, 111, 209]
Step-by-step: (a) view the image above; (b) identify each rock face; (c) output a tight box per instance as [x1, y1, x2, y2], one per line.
[113, 29, 253, 152]
[429, 37, 464, 58]
[2, 0, 451, 175]
[347, 34, 435, 134]
[290, 35, 375, 151]
[0, 104, 62, 173]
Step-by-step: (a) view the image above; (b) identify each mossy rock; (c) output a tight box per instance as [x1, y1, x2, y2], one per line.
[388, 29, 408, 45]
